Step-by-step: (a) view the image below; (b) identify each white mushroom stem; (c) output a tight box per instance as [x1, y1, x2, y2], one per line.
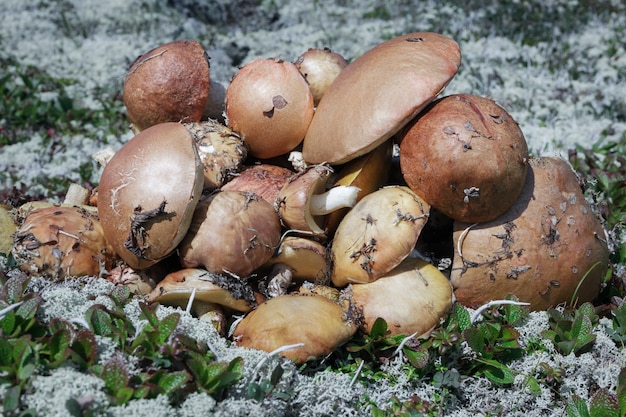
[309, 185, 360, 215]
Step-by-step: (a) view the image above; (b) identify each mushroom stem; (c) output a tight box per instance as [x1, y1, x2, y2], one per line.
[309, 185, 360, 215]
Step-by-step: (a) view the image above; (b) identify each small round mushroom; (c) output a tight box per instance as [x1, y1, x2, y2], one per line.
[12, 205, 116, 280]
[399, 94, 529, 223]
[225, 57, 314, 159]
[277, 165, 360, 236]
[232, 293, 357, 364]
[331, 185, 430, 287]
[221, 164, 295, 207]
[97, 122, 204, 270]
[184, 120, 248, 191]
[294, 47, 348, 106]
[341, 257, 454, 336]
[302, 32, 461, 165]
[450, 156, 609, 310]
[123, 39, 211, 131]
[178, 190, 282, 278]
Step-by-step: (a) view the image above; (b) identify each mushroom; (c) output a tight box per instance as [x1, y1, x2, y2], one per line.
[97, 122, 204, 270]
[221, 163, 295, 207]
[232, 293, 357, 364]
[185, 120, 248, 191]
[123, 39, 211, 131]
[324, 140, 393, 237]
[178, 190, 282, 278]
[225, 57, 314, 159]
[331, 185, 430, 287]
[302, 32, 461, 165]
[294, 47, 348, 106]
[277, 165, 360, 237]
[262, 236, 329, 296]
[450, 156, 610, 310]
[0, 204, 17, 255]
[12, 205, 116, 280]
[147, 268, 258, 314]
[342, 257, 454, 336]
[399, 94, 529, 223]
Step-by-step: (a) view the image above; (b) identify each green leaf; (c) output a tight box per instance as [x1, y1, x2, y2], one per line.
[3, 385, 21, 412]
[566, 396, 591, 417]
[476, 358, 515, 385]
[15, 294, 42, 322]
[71, 329, 98, 367]
[156, 371, 189, 395]
[139, 302, 160, 328]
[157, 312, 180, 344]
[85, 305, 114, 336]
[100, 356, 129, 394]
[0, 337, 13, 368]
[0, 310, 16, 335]
[48, 328, 72, 365]
[589, 389, 620, 417]
[463, 328, 488, 357]
[370, 318, 388, 338]
[450, 302, 472, 332]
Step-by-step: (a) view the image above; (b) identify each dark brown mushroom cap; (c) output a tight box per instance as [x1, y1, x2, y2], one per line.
[178, 190, 282, 278]
[233, 294, 357, 364]
[302, 32, 461, 165]
[12, 205, 116, 280]
[450, 156, 609, 311]
[97, 122, 204, 270]
[123, 40, 210, 131]
[399, 94, 529, 223]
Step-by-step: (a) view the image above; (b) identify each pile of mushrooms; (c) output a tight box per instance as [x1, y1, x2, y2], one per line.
[8, 31, 610, 364]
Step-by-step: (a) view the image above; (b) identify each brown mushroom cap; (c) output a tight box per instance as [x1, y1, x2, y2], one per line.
[331, 185, 430, 287]
[232, 294, 357, 364]
[221, 164, 295, 206]
[400, 94, 529, 223]
[302, 32, 461, 165]
[450, 156, 609, 311]
[344, 257, 453, 336]
[147, 268, 257, 313]
[178, 190, 282, 278]
[264, 236, 329, 282]
[225, 57, 314, 159]
[12, 206, 116, 280]
[123, 40, 210, 131]
[97, 122, 204, 270]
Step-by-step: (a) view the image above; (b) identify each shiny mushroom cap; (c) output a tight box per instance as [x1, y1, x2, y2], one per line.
[302, 32, 461, 165]
[97, 122, 204, 270]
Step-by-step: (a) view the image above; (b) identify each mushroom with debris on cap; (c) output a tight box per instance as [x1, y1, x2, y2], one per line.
[221, 163, 295, 207]
[450, 156, 609, 311]
[302, 32, 461, 166]
[97, 122, 204, 270]
[178, 190, 282, 278]
[331, 185, 430, 287]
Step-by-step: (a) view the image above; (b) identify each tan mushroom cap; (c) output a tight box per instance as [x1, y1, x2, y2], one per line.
[264, 236, 329, 282]
[97, 122, 204, 270]
[147, 268, 257, 313]
[0, 204, 17, 255]
[331, 186, 430, 287]
[302, 32, 461, 165]
[233, 294, 357, 364]
[450, 157, 609, 311]
[344, 257, 454, 336]
[12, 205, 116, 280]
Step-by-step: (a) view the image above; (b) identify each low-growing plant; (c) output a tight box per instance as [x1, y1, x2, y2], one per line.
[541, 302, 599, 356]
[565, 367, 626, 417]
